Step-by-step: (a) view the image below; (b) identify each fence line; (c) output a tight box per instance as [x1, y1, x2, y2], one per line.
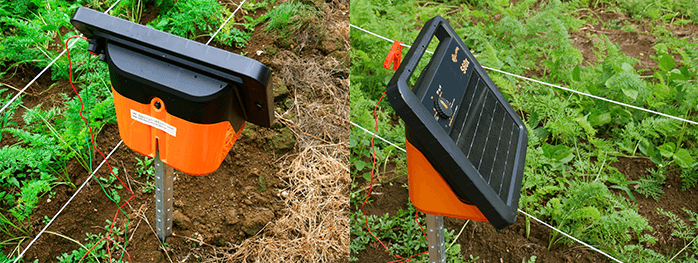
[14, 140, 123, 262]
[0, 0, 123, 115]
[205, 0, 247, 45]
[350, 23, 697, 125]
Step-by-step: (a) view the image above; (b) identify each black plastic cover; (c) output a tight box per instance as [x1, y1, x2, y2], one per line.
[386, 16, 528, 229]
[70, 7, 272, 127]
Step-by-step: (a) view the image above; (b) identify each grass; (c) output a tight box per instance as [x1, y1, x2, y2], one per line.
[350, 0, 698, 261]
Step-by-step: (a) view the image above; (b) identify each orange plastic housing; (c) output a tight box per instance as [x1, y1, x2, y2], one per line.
[407, 140, 488, 222]
[112, 88, 244, 175]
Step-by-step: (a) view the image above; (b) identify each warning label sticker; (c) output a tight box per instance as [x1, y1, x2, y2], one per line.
[130, 109, 177, 137]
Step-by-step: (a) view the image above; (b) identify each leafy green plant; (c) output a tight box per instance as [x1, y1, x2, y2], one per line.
[149, 0, 252, 48]
[98, 167, 123, 204]
[0, 88, 20, 141]
[350, 203, 427, 260]
[634, 167, 666, 201]
[657, 208, 698, 262]
[262, 0, 317, 37]
[55, 221, 128, 263]
[134, 156, 154, 193]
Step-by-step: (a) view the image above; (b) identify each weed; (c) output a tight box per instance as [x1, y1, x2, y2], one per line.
[262, 0, 317, 38]
[634, 167, 666, 201]
[523, 255, 537, 263]
[55, 220, 128, 262]
[134, 156, 155, 193]
[0, 88, 20, 141]
[657, 208, 698, 261]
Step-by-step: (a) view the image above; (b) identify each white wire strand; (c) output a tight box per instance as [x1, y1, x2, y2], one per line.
[517, 209, 623, 263]
[14, 140, 124, 262]
[0, 0, 123, 115]
[349, 23, 697, 125]
[352, 121, 624, 262]
[205, 0, 247, 46]
[350, 121, 406, 152]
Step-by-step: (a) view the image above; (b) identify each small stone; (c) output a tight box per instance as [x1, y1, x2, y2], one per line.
[47, 198, 51, 203]
[173, 210, 191, 228]
[256, 195, 269, 204]
[281, 191, 289, 198]
[247, 168, 260, 178]
[244, 199, 253, 206]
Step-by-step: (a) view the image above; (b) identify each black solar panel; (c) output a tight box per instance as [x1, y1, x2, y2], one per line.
[387, 16, 528, 229]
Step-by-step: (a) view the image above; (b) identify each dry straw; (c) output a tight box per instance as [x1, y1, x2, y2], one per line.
[227, 145, 349, 262]
[224, 45, 350, 261]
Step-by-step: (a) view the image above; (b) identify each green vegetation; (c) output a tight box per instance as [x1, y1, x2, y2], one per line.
[262, 0, 317, 38]
[134, 156, 155, 193]
[351, 0, 698, 261]
[148, 0, 253, 48]
[350, 202, 473, 262]
[55, 221, 128, 263]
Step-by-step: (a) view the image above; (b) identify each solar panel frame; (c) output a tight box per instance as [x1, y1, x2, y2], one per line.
[70, 7, 273, 127]
[386, 16, 528, 229]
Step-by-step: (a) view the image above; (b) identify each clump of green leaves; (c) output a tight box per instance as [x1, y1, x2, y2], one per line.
[149, 0, 252, 48]
[98, 167, 123, 204]
[350, 203, 425, 261]
[135, 156, 155, 193]
[55, 220, 128, 263]
[634, 168, 666, 201]
[262, 0, 317, 38]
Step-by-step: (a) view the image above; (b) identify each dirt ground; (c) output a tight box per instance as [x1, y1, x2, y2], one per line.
[1, 0, 350, 261]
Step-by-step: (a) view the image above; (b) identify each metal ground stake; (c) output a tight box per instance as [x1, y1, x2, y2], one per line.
[154, 149, 174, 242]
[427, 214, 446, 263]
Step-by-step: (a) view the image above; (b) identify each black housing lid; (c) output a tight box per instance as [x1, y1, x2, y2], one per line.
[386, 16, 528, 229]
[70, 7, 272, 127]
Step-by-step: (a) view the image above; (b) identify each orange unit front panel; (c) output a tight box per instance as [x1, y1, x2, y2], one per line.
[112, 87, 244, 175]
[406, 140, 488, 222]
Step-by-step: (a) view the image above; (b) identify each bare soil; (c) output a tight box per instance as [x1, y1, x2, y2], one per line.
[571, 8, 698, 74]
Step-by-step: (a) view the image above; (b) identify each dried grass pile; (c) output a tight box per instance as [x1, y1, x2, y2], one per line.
[225, 32, 350, 262]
